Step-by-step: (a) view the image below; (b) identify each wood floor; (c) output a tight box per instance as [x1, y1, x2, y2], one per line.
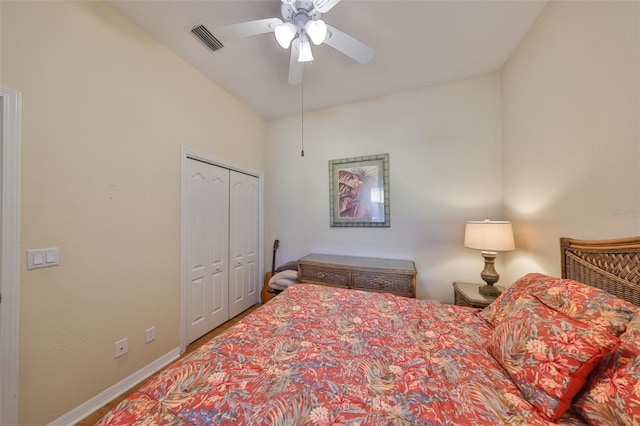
[76, 303, 261, 425]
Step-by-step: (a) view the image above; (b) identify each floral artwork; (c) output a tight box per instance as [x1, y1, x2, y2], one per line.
[337, 166, 377, 218]
[329, 153, 389, 227]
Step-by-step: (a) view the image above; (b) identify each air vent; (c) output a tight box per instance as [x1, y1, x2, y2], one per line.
[191, 24, 224, 52]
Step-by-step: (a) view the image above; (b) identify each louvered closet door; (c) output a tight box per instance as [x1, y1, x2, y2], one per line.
[228, 171, 259, 318]
[186, 159, 229, 344]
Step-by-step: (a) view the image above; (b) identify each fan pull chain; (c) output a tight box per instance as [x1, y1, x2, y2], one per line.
[300, 68, 305, 157]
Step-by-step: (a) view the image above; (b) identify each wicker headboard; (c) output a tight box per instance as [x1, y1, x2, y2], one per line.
[561, 237, 640, 306]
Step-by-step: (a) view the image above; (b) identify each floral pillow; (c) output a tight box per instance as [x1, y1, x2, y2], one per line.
[624, 311, 640, 340]
[480, 273, 639, 337]
[572, 313, 640, 425]
[487, 295, 620, 421]
[480, 273, 562, 327]
[536, 279, 639, 337]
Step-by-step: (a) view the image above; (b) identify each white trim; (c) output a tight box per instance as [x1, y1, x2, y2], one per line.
[180, 147, 264, 352]
[47, 347, 181, 426]
[1, 87, 21, 426]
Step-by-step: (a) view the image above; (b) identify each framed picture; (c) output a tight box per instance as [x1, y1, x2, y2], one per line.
[329, 153, 390, 227]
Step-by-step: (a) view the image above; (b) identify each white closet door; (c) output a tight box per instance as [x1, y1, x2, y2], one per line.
[186, 159, 229, 344]
[228, 171, 259, 318]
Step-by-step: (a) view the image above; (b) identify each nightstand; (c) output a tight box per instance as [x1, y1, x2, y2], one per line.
[453, 281, 504, 308]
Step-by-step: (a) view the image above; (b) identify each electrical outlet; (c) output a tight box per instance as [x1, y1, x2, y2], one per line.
[145, 326, 156, 344]
[115, 338, 128, 358]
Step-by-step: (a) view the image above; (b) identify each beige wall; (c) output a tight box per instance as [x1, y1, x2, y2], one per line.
[265, 0, 640, 302]
[266, 73, 505, 303]
[1, 1, 266, 424]
[502, 0, 640, 281]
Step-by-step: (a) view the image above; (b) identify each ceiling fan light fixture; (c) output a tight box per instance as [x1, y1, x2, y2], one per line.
[275, 22, 297, 49]
[305, 19, 327, 45]
[298, 35, 314, 62]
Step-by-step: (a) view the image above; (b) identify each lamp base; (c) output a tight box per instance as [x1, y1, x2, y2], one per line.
[478, 251, 502, 297]
[479, 283, 502, 297]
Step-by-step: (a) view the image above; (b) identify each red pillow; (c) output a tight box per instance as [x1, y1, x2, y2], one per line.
[536, 279, 638, 337]
[487, 295, 620, 421]
[480, 273, 639, 338]
[572, 313, 640, 425]
[480, 273, 562, 327]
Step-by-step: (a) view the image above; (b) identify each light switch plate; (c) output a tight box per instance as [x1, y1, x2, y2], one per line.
[27, 248, 59, 270]
[33, 252, 44, 265]
[45, 250, 57, 264]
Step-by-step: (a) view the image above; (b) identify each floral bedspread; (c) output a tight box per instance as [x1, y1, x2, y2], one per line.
[97, 284, 586, 425]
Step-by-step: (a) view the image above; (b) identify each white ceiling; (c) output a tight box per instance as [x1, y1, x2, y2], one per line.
[106, 0, 548, 120]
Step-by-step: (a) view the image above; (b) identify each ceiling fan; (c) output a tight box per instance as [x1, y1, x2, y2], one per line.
[193, 0, 374, 85]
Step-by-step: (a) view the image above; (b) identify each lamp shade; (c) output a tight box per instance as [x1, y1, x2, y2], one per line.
[305, 19, 327, 45]
[297, 35, 314, 62]
[464, 220, 515, 252]
[275, 22, 297, 49]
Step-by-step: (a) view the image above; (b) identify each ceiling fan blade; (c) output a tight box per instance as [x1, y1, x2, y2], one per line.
[288, 41, 304, 85]
[324, 24, 374, 64]
[313, 0, 342, 14]
[211, 17, 283, 40]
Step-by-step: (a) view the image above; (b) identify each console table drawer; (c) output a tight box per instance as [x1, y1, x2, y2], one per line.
[352, 272, 413, 296]
[297, 254, 417, 298]
[299, 265, 349, 287]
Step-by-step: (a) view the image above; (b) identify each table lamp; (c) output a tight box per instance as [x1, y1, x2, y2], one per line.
[464, 219, 515, 297]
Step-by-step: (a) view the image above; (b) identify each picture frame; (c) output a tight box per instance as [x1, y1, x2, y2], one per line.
[329, 153, 390, 227]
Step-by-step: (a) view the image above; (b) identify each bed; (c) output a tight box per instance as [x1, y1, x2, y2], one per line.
[97, 237, 640, 425]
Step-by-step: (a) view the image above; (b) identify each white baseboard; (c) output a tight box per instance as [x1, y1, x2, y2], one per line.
[48, 347, 181, 426]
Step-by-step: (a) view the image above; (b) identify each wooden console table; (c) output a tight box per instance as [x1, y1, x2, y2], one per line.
[297, 254, 417, 298]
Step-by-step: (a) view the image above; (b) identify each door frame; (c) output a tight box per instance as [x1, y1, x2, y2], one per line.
[180, 147, 263, 353]
[1, 87, 21, 425]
